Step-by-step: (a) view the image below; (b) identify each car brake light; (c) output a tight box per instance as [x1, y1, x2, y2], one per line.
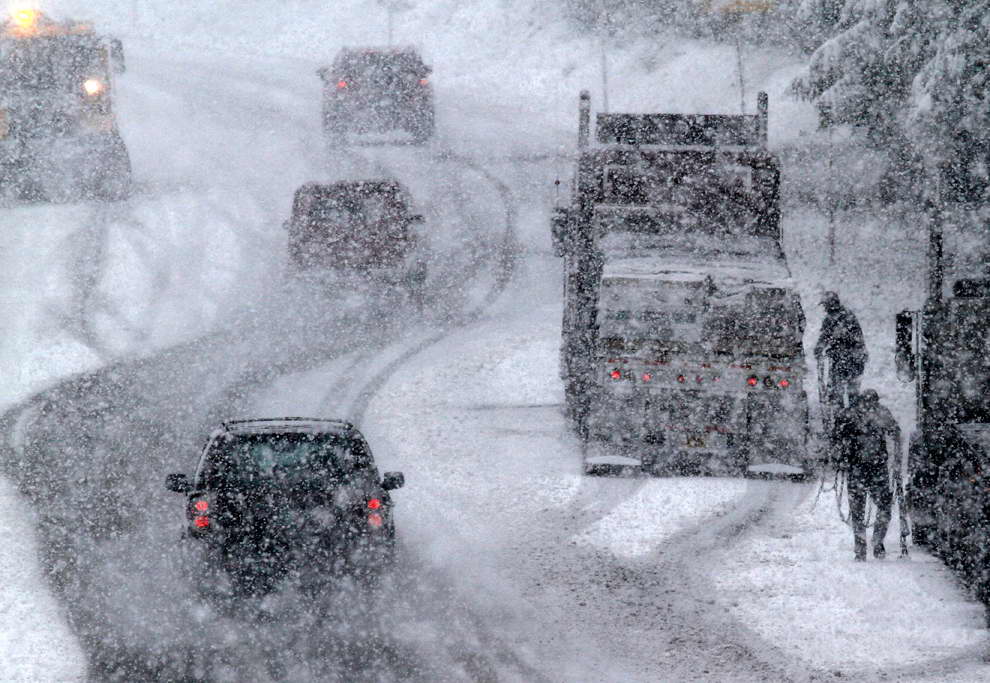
[337, 80, 348, 89]
[746, 376, 758, 387]
[193, 516, 210, 529]
[610, 369, 622, 380]
[677, 375, 686, 383]
[642, 373, 652, 382]
[419, 78, 428, 85]
[367, 498, 381, 510]
[193, 500, 209, 512]
[779, 378, 790, 388]
[367, 513, 383, 528]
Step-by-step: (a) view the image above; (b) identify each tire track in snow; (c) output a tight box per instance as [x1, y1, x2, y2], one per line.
[0, 136, 522, 681]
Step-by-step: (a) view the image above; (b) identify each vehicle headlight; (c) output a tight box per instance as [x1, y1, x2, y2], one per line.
[82, 79, 105, 96]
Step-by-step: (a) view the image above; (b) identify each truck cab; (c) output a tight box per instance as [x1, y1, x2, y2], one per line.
[0, 9, 131, 201]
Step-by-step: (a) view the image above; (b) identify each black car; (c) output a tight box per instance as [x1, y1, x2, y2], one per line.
[166, 418, 404, 596]
[319, 46, 434, 144]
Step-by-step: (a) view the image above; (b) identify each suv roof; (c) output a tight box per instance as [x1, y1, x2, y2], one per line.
[220, 418, 356, 436]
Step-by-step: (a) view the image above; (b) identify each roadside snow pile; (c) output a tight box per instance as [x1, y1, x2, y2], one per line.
[0, 478, 85, 682]
[710, 483, 988, 674]
[575, 479, 747, 560]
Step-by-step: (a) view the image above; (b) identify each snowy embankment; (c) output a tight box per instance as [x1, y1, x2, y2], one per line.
[714, 485, 988, 679]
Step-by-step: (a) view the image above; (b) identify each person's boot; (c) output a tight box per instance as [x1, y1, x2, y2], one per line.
[873, 542, 886, 560]
[855, 538, 867, 562]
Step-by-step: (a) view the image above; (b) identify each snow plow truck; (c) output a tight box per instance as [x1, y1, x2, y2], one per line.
[552, 91, 810, 476]
[0, 9, 131, 201]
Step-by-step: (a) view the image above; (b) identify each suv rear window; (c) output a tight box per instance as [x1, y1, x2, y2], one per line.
[333, 50, 425, 78]
[201, 433, 376, 490]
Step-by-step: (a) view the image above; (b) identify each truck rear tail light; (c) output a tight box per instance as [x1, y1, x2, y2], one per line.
[367, 498, 382, 510]
[747, 376, 758, 387]
[610, 369, 622, 380]
[193, 516, 210, 529]
[193, 500, 209, 513]
[367, 513, 384, 529]
[779, 378, 790, 388]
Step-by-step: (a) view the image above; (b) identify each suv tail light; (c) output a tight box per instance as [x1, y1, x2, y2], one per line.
[188, 495, 213, 532]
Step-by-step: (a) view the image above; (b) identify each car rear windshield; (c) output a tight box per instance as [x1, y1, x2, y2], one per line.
[201, 433, 376, 490]
[334, 51, 424, 78]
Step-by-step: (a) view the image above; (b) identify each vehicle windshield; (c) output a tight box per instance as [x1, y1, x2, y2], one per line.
[0, 36, 106, 92]
[201, 433, 377, 491]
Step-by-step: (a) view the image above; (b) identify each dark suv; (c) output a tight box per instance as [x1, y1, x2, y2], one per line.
[166, 418, 404, 596]
[284, 179, 428, 294]
[319, 46, 434, 144]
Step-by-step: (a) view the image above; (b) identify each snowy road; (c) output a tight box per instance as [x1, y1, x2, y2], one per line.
[2, 4, 990, 680]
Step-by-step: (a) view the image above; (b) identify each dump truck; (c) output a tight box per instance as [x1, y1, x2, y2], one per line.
[896, 164, 990, 615]
[0, 9, 131, 201]
[552, 91, 809, 475]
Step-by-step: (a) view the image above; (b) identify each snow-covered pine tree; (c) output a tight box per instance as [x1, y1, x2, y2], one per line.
[793, 0, 989, 201]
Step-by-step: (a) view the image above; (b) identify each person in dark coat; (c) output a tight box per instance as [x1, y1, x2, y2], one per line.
[832, 389, 902, 561]
[815, 291, 868, 430]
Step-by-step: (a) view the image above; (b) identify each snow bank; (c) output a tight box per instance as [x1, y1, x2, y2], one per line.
[711, 482, 988, 676]
[0, 478, 85, 682]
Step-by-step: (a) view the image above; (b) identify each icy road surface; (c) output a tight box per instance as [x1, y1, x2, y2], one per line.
[2, 2, 990, 680]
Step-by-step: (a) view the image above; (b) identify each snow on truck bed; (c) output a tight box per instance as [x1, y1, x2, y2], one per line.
[603, 251, 793, 288]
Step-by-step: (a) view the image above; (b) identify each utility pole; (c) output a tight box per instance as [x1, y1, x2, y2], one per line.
[376, 0, 414, 46]
[708, 1, 778, 114]
[819, 103, 836, 265]
[598, 0, 610, 112]
[734, 34, 746, 114]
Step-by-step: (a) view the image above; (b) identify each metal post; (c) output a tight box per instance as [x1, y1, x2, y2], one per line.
[578, 90, 591, 150]
[928, 198, 944, 302]
[598, 0, 610, 113]
[757, 91, 768, 148]
[735, 34, 746, 114]
[826, 112, 835, 266]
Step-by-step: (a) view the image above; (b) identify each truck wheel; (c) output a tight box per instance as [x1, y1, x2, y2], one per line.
[94, 138, 133, 201]
[410, 113, 434, 144]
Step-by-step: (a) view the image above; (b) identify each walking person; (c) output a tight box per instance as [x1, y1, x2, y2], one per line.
[814, 290, 868, 434]
[832, 389, 902, 561]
